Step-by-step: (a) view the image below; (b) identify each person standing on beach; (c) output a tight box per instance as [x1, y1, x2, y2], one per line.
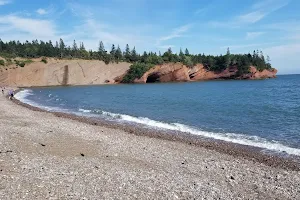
[8, 89, 14, 100]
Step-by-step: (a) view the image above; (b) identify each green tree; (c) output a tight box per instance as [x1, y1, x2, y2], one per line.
[141, 51, 148, 63]
[72, 40, 78, 57]
[115, 45, 123, 63]
[59, 38, 65, 58]
[124, 44, 131, 62]
[179, 48, 185, 62]
[110, 44, 116, 61]
[98, 41, 106, 60]
[130, 46, 138, 62]
[185, 48, 190, 56]
[183, 56, 193, 67]
[226, 47, 230, 55]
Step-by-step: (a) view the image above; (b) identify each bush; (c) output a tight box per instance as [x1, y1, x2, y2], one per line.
[23, 59, 33, 64]
[41, 57, 48, 64]
[122, 63, 154, 83]
[15, 60, 26, 67]
[0, 59, 5, 66]
[18, 62, 25, 67]
[183, 56, 194, 68]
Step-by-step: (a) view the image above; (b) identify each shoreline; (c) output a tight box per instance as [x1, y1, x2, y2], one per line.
[12, 89, 300, 171]
[1, 89, 300, 199]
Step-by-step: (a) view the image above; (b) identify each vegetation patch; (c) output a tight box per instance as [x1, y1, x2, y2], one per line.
[41, 57, 48, 64]
[15, 60, 26, 67]
[0, 39, 272, 77]
[122, 63, 154, 83]
[0, 59, 5, 66]
[23, 59, 33, 64]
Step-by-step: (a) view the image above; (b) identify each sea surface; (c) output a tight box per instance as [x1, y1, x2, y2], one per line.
[15, 75, 300, 156]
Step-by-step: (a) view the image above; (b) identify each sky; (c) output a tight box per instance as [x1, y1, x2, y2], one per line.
[0, 0, 299, 74]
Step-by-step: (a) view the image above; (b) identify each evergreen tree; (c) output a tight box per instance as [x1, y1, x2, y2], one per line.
[0, 38, 273, 73]
[98, 41, 106, 60]
[141, 51, 148, 63]
[110, 44, 116, 60]
[124, 44, 131, 62]
[72, 40, 78, 57]
[130, 46, 138, 62]
[79, 42, 86, 51]
[115, 45, 123, 63]
[179, 48, 185, 62]
[185, 48, 189, 56]
[226, 47, 230, 55]
[59, 38, 65, 58]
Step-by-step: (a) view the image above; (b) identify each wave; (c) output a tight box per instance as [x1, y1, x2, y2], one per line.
[78, 108, 92, 113]
[15, 89, 300, 156]
[15, 89, 69, 112]
[78, 109, 300, 156]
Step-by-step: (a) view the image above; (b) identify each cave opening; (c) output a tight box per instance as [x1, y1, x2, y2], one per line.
[146, 73, 160, 83]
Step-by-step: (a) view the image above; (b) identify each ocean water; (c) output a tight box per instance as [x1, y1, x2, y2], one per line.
[15, 75, 300, 156]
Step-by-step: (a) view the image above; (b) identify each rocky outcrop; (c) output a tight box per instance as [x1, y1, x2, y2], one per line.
[248, 66, 277, 79]
[133, 63, 277, 83]
[135, 63, 190, 83]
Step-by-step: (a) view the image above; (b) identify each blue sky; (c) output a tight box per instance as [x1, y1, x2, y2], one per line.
[0, 0, 299, 74]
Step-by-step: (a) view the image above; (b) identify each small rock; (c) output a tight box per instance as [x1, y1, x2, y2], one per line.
[230, 176, 235, 180]
[80, 153, 85, 157]
[39, 143, 46, 147]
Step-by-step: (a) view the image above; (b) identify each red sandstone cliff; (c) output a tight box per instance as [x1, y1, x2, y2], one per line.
[133, 63, 277, 83]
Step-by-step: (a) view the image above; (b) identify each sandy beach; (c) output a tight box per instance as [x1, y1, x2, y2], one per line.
[0, 94, 300, 199]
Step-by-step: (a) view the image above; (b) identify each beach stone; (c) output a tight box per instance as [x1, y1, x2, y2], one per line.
[0, 95, 299, 199]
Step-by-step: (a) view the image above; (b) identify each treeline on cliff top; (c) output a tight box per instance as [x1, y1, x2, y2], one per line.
[0, 39, 272, 81]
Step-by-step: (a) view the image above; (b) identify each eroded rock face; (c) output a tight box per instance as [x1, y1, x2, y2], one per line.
[135, 63, 190, 83]
[134, 63, 277, 83]
[249, 66, 277, 79]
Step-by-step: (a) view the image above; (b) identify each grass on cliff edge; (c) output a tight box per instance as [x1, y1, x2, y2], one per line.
[122, 63, 154, 83]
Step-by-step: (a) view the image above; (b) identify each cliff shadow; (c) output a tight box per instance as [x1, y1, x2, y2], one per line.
[62, 65, 69, 86]
[146, 73, 160, 83]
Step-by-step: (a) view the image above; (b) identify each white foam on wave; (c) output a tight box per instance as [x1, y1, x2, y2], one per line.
[79, 109, 300, 156]
[15, 89, 68, 112]
[16, 91, 300, 156]
[78, 108, 92, 113]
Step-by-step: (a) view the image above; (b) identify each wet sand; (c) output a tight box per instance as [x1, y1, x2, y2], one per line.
[1, 94, 300, 199]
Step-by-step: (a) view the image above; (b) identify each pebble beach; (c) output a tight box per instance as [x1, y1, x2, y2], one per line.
[0, 94, 300, 199]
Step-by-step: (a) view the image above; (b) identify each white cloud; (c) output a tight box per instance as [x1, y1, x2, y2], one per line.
[210, 0, 289, 28]
[238, 0, 289, 24]
[159, 24, 192, 42]
[220, 42, 277, 50]
[238, 11, 266, 24]
[263, 43, 300, 74]
[0, 15, 57, 39]
[155, 24, 192, 49]
[0, 0, 11, 6]
[246, 32, 265, 39]
[263, 21, 300, 31]
[36, 8, 47, 15]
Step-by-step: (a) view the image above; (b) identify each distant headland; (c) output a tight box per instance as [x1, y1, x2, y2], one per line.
[0, 39, 277, 87]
